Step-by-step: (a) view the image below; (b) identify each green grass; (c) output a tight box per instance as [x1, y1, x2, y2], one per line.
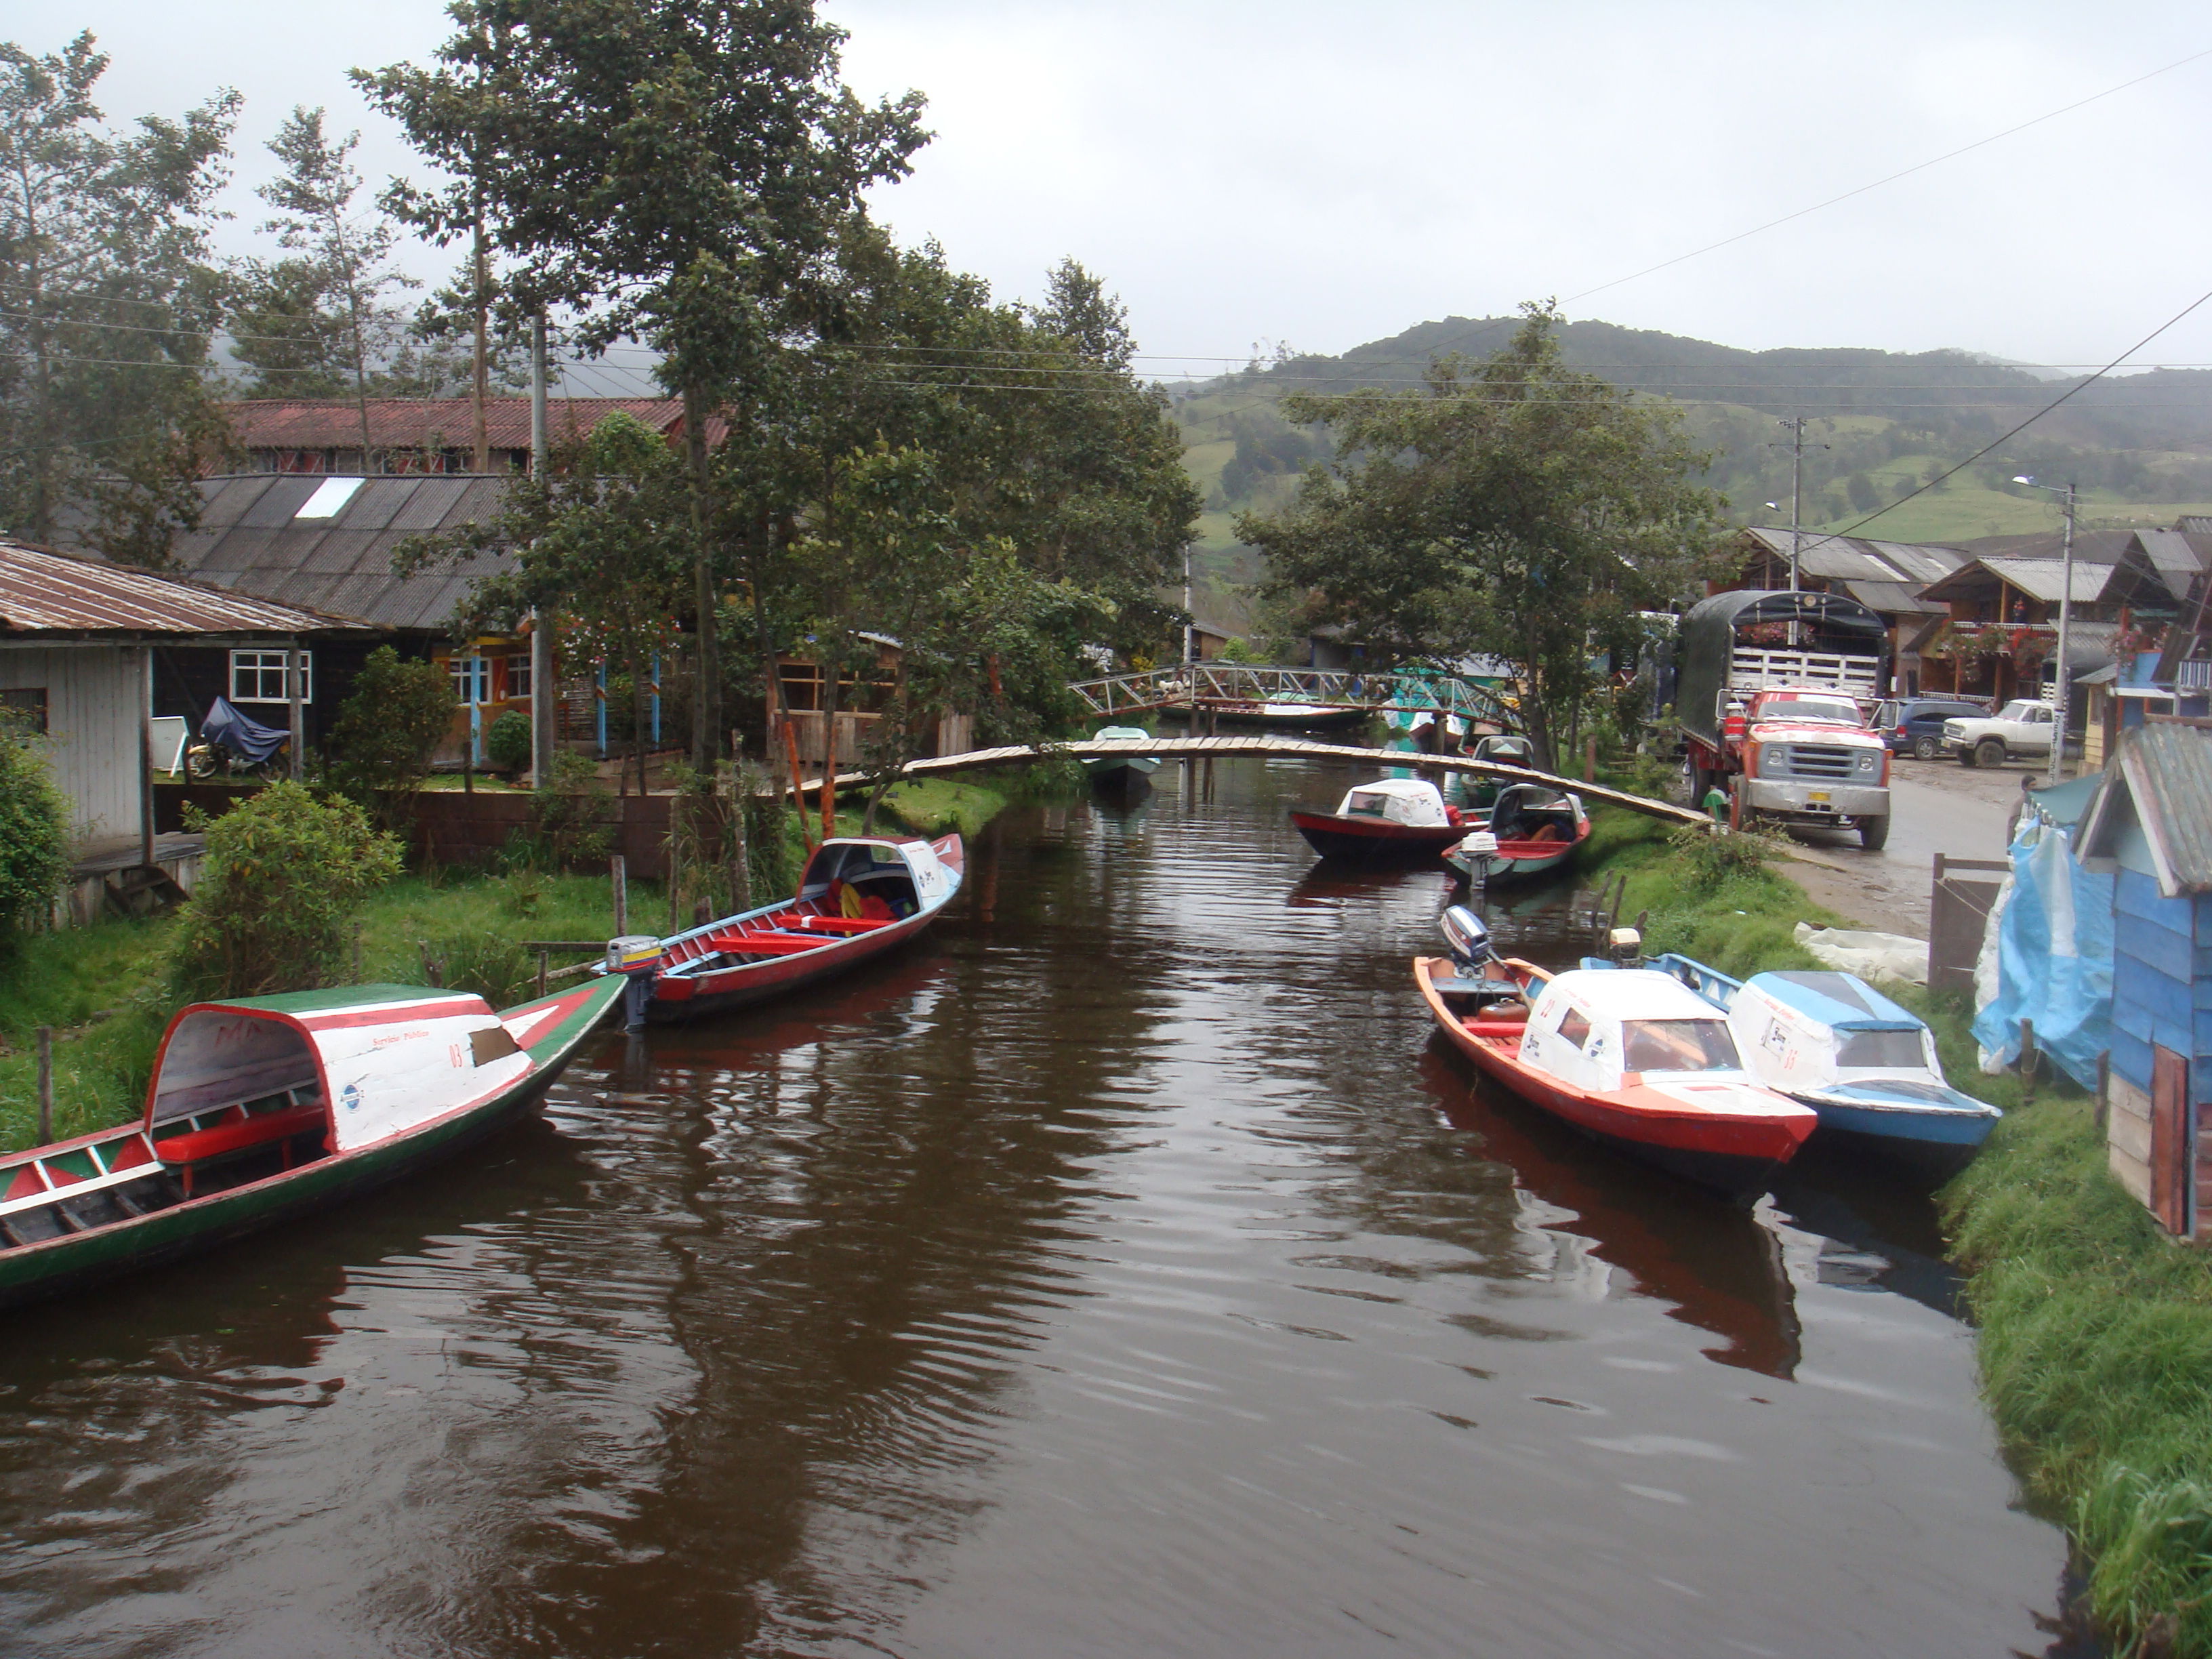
[1940, 1082, 2212, 1657]
[0, 922, 175, 1155]
[875, 777, 1008, 838]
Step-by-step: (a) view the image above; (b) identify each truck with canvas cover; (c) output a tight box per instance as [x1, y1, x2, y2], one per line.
[1676, 590, 1893, 849]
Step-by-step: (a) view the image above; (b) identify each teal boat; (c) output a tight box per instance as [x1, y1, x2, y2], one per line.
[1650, 953, 1999, 1175]
[1083, 725, 1162, 800]
[0, 976, 625, 1311]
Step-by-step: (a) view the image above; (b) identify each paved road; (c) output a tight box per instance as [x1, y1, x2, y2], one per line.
[1776, 756, 2030, 936]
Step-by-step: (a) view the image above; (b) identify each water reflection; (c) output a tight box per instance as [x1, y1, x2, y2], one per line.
[0, 757, 2078, 1658]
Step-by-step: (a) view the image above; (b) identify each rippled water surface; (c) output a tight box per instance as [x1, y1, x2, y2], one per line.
[0, 759, 2075, 1657]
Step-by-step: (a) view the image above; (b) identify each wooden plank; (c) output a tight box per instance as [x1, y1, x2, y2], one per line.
[2112, 1142, 2153, 1205]
[2152, 1045, 2192, 1235]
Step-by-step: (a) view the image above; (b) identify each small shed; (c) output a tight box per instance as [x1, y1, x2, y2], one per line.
[2076, 720, 2212, 1236]
[0, 538, 363, 919]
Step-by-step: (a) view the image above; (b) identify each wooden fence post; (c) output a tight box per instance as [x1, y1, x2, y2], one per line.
[36, 1026, 53, 1144]
[611, 853, 628, 937]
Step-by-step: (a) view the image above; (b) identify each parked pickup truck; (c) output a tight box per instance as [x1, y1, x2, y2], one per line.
[1943, 699, 2060, 767]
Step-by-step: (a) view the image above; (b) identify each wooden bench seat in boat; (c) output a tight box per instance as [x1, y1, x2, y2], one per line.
[704, 930, 837, 956]
[784, 914, 890, 935]
[1, 1132, 165, 1220]
[156, 1103, 326, 1194]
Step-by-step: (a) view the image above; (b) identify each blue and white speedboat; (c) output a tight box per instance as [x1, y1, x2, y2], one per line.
[1649, 954, 2000, 1176]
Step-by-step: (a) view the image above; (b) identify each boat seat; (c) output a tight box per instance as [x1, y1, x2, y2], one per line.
[708, 932, 833, 956]
[157, 1103, 325, 1195]
[0, 1134, 166, 1220]
[790, 915, 890, 935]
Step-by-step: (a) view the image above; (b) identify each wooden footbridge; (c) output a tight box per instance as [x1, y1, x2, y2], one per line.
[795, 733, 1708, 827]
[1068, 663, 1515, 728]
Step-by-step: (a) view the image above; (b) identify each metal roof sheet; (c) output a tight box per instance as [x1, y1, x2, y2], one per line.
[1738, 526, 1969, 586]
[0, 538, 362, 636]
[2118, 722, 2212, 895]
[1920, 556, 2115, 604]
[1840, 578, 1945, 617]
[165, 474, 514, 632]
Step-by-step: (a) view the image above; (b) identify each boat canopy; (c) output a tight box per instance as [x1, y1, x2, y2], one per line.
[796, 836, 960, 920]
[1521, 969, 1759, 1093]
[146, 987, 531, 1154]
[1471, 735, 1534, 766]
[1730, 970, 1944, 1085]
[1336, 777, 1451, 827]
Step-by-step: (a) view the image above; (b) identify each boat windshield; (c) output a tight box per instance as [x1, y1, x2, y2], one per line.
[1622, 1019, 1740, 1073]
[1837, 1027, 1928, 1068]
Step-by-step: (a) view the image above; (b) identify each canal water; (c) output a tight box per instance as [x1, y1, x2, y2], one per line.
[0, 758, 2078, 1658]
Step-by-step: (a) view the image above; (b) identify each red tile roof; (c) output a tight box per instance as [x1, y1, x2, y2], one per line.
[223, 397, 684, 452]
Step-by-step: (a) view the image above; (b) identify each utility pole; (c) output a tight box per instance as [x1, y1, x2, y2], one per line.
[529, 312, 554, 792]
[1182, 543, 1194, 667]
[2049, 482, 2078, 786]
[470, 213, 490, 474]
[1769, 417, 1830, 592]
[2013, 474, 2080, 786]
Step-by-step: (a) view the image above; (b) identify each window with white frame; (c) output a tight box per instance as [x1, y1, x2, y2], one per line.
[450, 655, 491, 705]
[505, 652, 532, 700]
[229, 649, 311, 703]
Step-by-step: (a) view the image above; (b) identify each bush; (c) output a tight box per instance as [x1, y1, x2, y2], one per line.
[516, 749, 613, 869]
[327, 647, 456, 825]
[485, 709, 533, 773]
[411, 929, 537, 1008]
[0, 726, 71, 931]
[169, 782, 402, 998]
[1662, 819, 1784, 896]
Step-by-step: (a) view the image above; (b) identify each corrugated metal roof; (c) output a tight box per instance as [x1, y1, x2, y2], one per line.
[1920, 556, 2115, 605]
[168, 473, 515, 631]
[1841, 578, 1946, 617]
[224, 396, 682, 451]
[2131, 529, 2212, 601]
[0, 537, 361, 636]
[2119, 722, 2212, 895]
[1736, 526, 1969, 590]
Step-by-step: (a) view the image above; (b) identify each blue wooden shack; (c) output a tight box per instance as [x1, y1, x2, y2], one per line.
[2078, 720, 2212, 1236]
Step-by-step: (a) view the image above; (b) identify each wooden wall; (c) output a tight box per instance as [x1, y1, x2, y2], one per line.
[2106, 867, 2212, 1237]
[0, 645, 143, 842]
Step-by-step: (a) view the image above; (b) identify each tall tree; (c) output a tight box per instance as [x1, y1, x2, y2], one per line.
[1240, 304, 1724, 769]
[243, 106, 415, 458]
[358, 1, 928, 771]
[0, 32, 237, 562]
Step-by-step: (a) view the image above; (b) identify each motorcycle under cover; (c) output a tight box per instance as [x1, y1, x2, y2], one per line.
[201, 696, 289, 765]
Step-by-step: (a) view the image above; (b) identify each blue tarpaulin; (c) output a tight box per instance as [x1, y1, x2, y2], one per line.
[1971, 812, 2114, 1089]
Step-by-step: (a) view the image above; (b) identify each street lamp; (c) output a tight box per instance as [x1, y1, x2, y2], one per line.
[2012, 475, 2078, 785]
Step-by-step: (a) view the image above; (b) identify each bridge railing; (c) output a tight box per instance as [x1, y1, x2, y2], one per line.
[1067, 663, 1513, 726]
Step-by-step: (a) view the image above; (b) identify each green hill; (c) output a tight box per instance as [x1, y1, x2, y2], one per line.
[1174, 317, 2212, 581]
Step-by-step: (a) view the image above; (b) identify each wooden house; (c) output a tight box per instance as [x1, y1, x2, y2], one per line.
[2077, 720, 2212, 1237]
[222, 396, 691, 476]
[1909, 556, 2144, 704]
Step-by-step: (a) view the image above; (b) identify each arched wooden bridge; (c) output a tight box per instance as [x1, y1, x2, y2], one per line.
[1069, 663, 1515, 728]
[797, 733, 1708, 827]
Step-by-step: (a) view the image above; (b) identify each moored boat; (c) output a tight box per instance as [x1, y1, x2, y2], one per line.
[1291, 777, 1468, 863]
[1082, 725, 1162, 802]
[1650, 953, 2001, 1175]
[1462, 733, 1537, 809]
[630, 834, 963, 1023]
[1443, 783, 1589, 885]
[1416, 908, 1816, 1200]
[0, 975, 625, 1311]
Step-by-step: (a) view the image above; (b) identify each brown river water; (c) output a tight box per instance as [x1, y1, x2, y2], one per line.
[0, 758, 2083, 1658]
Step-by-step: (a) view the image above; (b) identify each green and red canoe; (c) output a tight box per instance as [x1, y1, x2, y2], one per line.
[0, 975, 625, 1312]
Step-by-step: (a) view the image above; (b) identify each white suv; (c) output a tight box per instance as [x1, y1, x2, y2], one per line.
[1942, 700, 2058, 767]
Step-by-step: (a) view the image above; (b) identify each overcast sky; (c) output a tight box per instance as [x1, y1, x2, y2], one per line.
[33, 1, 2212, 382]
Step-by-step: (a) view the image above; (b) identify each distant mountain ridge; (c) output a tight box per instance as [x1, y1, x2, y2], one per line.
[1172, 314, 2212, 555]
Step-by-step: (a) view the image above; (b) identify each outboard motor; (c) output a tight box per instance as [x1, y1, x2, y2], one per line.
[1608, 926, 1643, 968]
[1440, 905, 1494, 971]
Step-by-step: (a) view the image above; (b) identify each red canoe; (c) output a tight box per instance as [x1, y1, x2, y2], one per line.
[638, 835, 963, 1023]
[1414, 955, 1816, 1202]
